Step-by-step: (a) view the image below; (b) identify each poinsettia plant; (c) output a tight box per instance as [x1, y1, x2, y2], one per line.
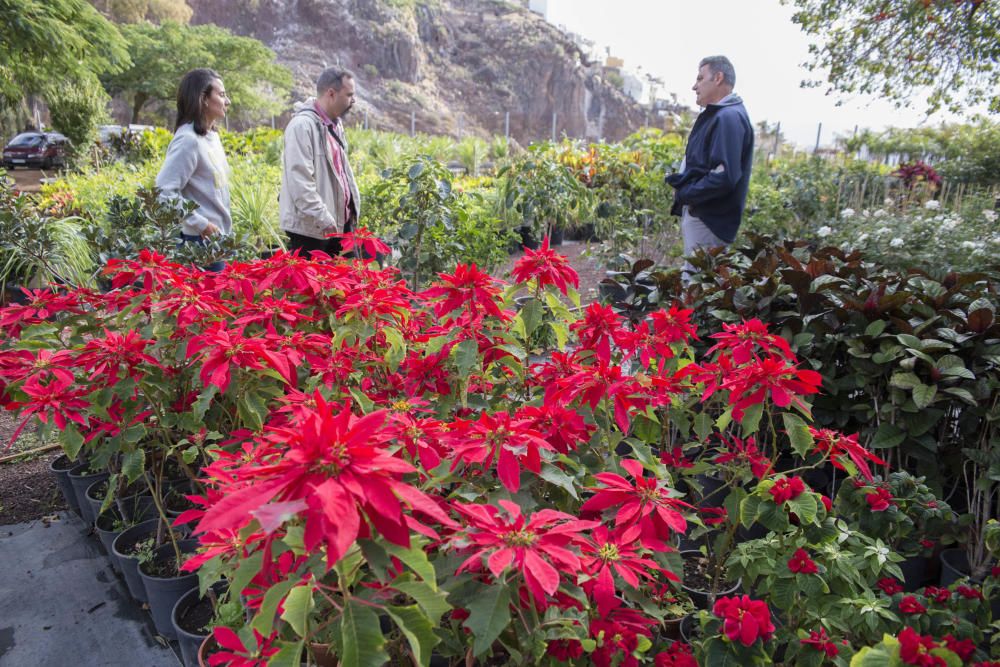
[1, 229, 989, 666]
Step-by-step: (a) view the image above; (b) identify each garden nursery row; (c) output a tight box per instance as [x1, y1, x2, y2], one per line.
[1, 121, 1000, 667]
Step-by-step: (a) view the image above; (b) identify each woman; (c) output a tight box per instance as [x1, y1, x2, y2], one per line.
[155, 68, 232, 249]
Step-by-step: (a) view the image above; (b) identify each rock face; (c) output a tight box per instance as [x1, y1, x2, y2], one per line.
[187, 0, 649, 142]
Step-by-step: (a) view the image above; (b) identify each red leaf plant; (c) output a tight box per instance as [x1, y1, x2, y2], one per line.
[451, 499, 598, 607]
[580, 458, 690, 550]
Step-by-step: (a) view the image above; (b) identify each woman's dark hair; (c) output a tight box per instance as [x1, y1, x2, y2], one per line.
[175, 68, 222, 135]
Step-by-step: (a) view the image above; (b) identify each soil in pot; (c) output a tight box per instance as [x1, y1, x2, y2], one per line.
[165, 486, 196, 518]
[140, 539, 199, 639]
[111, 517, 177, 603]
[681, 550, 740, 610]
[175, 583, 226, 667]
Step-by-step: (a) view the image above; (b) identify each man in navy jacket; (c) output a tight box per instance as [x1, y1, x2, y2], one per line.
[666, 56, 753, 281]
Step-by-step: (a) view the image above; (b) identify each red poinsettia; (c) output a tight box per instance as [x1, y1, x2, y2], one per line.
[422, 263, 508, 322]
[626, 304, 698, 368]
[708, 318, 794, 364]
[654, 642, 698, 667]
[186, 322, 295, 393]
[448, 410, 552, 493]
[451, 499, 597, 606]
[788, 548, 819, 574]
[898, 627, 945, 667]
[878, 577, 904, 595]
[580, 458, 689, 550]
[332, 226, 391, 260]
[943, 635, 976, 661]
[510, 236, 579, 296]
[6, 372, 89, 445]
[899, 595, 927, 615]
[801, 628, 839, 657]
[208, 627, 279, 667]
[515, 403, 595, 454]
[579, 523, 673, 615]
[713, 595, 775, 646]
[553, 360, 649, 434]
[866, 486, 895, 511]
[720, 354, 823, 420]
[769, 477, 806, 504]
[74, 328, 160, 384]
[570, 302, 626, 364]
[196, 393, 449, 568]
[809, 427, 886, 481]
[714, 435, 773, 479]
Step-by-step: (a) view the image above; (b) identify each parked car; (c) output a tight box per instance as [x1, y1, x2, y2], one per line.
[2, 132, 69, 170]
[97, 124, 156, 145]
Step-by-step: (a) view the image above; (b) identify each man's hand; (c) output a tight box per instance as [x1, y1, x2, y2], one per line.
[201, 223, 220, 238]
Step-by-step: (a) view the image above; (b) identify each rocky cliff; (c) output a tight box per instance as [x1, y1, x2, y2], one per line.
[187, 0, 650, 142]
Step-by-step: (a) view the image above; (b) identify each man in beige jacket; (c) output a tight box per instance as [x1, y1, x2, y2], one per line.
[279, 68, 361, 257]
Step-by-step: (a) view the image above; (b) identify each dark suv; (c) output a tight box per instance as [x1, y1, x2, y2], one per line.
[2, 132, 69, 170]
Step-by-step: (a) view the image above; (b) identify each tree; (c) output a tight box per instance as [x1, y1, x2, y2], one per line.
[0, 0, 129, 106]
[101, 21, 293, 124]
[784, 0, 1000, 114]
[48, 79, 111, 150]
[90, 0, 192, 23]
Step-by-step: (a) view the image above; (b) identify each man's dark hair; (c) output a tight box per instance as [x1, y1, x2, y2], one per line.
[699, 56, 736, 87]
[175, 68, 222, 136]
[317, 68, 355, 95]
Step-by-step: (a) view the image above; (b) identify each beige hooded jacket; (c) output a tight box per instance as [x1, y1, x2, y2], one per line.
[279, 99, 361, 239]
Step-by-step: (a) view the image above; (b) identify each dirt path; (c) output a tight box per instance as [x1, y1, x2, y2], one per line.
[6, 168, 47, 194]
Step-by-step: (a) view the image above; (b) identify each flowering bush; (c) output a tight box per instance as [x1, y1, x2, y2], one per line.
[1, 232, 995, 665]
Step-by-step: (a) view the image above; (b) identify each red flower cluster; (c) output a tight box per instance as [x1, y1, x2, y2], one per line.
[899, 595, 927, 615]
[866, 486, 895, 511]
[654, 642, 698, 667]
[878, 578, 904, 595]
[769, 476, 806, 503]
[801, 628, 839, 657]
[898, 627, 947, 667]
[809, 427, 886, 481]
[511, 236, 579, 296]
[788, 548, 819, 574]
[713, 595, 775, 646]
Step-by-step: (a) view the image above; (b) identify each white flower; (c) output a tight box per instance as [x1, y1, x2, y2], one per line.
[817, 225, 833, 237]
[890, 237, 904, 248]
[941, 220, 958, 231]
[873, 209, 887, 218]
[875, 226, 890, 236]
[841, 208, 856, 219]
[857, 233, 869, 243]
[984, 210, 998, 223]
[862, 209, 871, 218]
[924, 200, 941, 210]
[961, 241, 977, 249]
[883, 197, 894, 206]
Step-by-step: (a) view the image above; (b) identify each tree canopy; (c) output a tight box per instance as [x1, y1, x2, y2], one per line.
[785, 0, 1000, 115]
[0, 0, 129, 107]
[101, 20, 294, 124]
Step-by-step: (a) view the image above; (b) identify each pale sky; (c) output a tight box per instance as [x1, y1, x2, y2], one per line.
[543, 0, 973, 149]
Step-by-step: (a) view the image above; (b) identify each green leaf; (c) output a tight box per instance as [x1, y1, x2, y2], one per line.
[869, 423, 905, 450]
[251, 577, 298, 637]
[230, 552, 263, 597]
[539, 463, 579, 500]
[237, 390, 270, 432]
[452, 338, 480, 375]
[393, 580, 451, 623]
[518, 298, 544, 337]
[384, 541, 437, 588]
[740, 495, 761, 529]
[782, 412, 814, 458]
[787, 493, 818, 525]
[693, 412, 714, 442]
[192, 384, 219, 420]
[463, 584, 511, 656]
[59, 425, 84, 461]
[382, 327, 407, 372]
[121, 449, 145, 484]
[341, 599, 388, 667]
[943, 387, 976, 405]
[386, 605, 439, 667]
[280, 584, 314, 638]
[266, 641, 304, 667]
[912, 383, 937, 409]
[864, 320, 887, 337]
[890, 372, 921, 390]
[740, 402, 764, 435]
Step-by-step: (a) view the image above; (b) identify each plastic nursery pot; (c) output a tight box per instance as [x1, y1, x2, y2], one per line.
[49, 454, 82, 516]
[84, 478, 113, 527]
[92, 506, 126, 563]
[172, 581, 228, 667]
[67, 463, 109, 527]
[680, 549, 741, 610]
[116, 486, 156, 522]
[111, 517, 183, 603]
[900, 554, 929, 592]
[939, 548, 971, 587]
[139, 539, 200, 639]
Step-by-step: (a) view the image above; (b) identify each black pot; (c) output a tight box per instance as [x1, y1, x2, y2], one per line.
[518, 225, 540, 251]
[172, 581, 227, 667]
[84, 478, 112, 525]
[900, 554, 928, 592]
[67, 463, 109, 527]
[939, 548, 970, 587]
[94, 508, 127, 571]
[681, 549, 741, 610]
[547, 225, 564, 246]
[111, 517, 182, 603]
[140, 539, 200, 639]
[49, 454, 82, 516]
[165, 483, 196, 519]
[116, 488, 157, 522]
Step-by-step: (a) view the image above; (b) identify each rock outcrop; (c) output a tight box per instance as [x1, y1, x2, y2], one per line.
[187, 0, 650, 142]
